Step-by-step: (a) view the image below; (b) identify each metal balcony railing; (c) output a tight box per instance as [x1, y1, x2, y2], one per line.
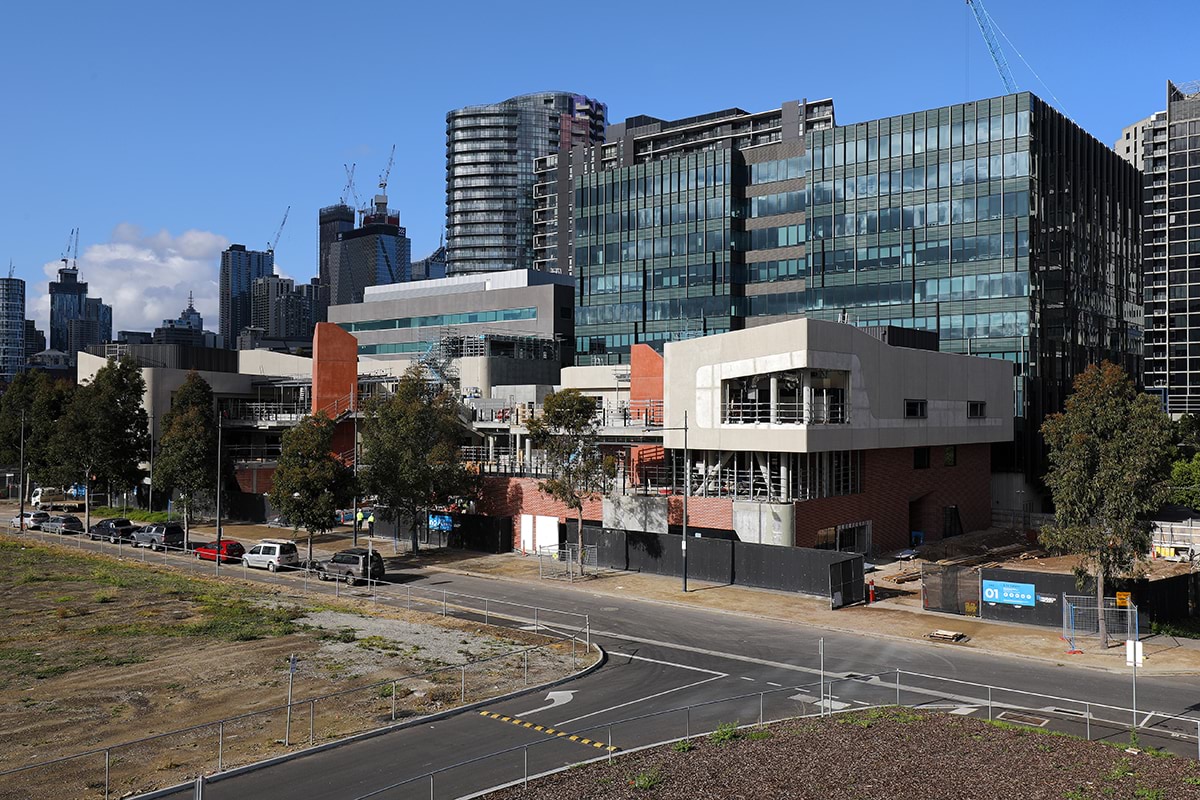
[722, 400, 847, 425]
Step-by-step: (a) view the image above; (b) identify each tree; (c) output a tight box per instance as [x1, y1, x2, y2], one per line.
[1039, 362, 1173, 647]
[268, 413, 355, 563]
[1174, 414, 1200, 460]
[360, 365, 474, 552]
[47, 357, 149, 531]
[153, 372, 217, 547]
[1168, 453, 1200, 510]
[0, 372, 74, 493]
[526, 389, 615, 575]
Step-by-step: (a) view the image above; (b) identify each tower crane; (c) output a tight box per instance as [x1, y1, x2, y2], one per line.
[269, 206, 290, 253]
[72, 228, 79, 268]
[341, 163, 358, 207]
[966, 0, 1016, 94]
[378, 144, 396, 196]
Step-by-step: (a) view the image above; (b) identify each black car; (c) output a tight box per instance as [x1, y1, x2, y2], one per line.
[88, 518, 138, 543]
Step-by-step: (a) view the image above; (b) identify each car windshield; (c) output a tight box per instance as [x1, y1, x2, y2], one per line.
[332, 553, 358, 564]
[63, 517, 79, 524]
[113, 519, 131, 526]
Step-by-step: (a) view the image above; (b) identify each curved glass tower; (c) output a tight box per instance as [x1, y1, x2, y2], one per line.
[445, 92, 605, 274]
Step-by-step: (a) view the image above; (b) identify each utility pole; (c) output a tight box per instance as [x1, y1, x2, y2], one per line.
[682, 410, 689, 593]
[17, 410, 25, 530]
[214, 413, 223, 576]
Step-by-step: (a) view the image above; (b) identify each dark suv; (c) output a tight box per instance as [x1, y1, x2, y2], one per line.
[133, 523, 185, 551]
[317, 548, 385, 585]
[88, 518, 137, 543]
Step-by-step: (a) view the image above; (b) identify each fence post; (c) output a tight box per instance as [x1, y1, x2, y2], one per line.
[443, 590, 447, 616]
[759, 692, 764, 727]
[686, 706, 690, 740]
[460, 666, 466, 702]
[1085, 702, 1091, 741]
[484, 598, 489, 626]
[523, 650, 528, 685]
[105, 748, 110, 800]
[988, 687, 992, 721]
[586, 614, 590, 650]
[572, 637, 577, 670]
[430, 773, 435, 800]
[895, 669, 900, 706]
[392, 681, 398, 720]
[524, 745, 529, 786]
[534, 607, 539, 632]
[218, 721, 224, 771]
[1196, 719, 1199, 762]
[608, 725, 613, 760]
[309, 700, 315, 745]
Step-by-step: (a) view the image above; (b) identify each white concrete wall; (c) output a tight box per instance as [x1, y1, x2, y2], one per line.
[662, 318, 1013, 453]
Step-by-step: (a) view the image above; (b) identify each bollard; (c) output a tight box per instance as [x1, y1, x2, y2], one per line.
[523, 650, 528, 686]
[586, 615, 590, 650]
[868, 579, 876, 604]
[309, 700, 315, 745]
[524, 745, 529, 786]
[443, 590, 447, 616]
[485, 598, 489, 626]
[105, 748, 111, 800]
[895, 669, 900, 706]
[460, 666, 466, 702]
[1085, 702, 1091, 741]
[608, 725, 613, 761]
[218, 721, 224, 771]
[759, 692, 764, 727]
[572, 637, 577, 670]
[534, 607, 539, 632]
[407, 585, 412, 610]
[988, 687, 992, 721]
[430, 773, 435, 800]
[686, 706, 690, 740]
[392, 681, 398, 720]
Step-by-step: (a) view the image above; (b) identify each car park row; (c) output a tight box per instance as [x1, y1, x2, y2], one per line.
[16, 516, 385, 585]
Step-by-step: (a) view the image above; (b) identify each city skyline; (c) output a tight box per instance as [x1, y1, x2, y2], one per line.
[1, 0, 1195, 333]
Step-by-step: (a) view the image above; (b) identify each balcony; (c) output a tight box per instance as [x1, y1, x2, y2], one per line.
[721, 368, 850, 427]
[722, 399, 847, 425]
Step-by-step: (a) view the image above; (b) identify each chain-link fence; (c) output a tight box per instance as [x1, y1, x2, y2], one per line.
[536, 543, 599, 581]
[1062, 595, 1139, 651]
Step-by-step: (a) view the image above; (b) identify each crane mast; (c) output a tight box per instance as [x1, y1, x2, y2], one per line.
[967, 0, 1017, 94]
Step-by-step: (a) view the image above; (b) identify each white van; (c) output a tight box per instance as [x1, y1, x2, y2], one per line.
[242, 539, 301, 572]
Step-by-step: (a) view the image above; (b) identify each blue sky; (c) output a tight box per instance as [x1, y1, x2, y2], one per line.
[0, 0, 1191, 332]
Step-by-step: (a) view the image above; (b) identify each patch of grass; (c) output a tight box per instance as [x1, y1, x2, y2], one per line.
[671, 739, 694, 753]
[708, 722, 740, 746]
[1106, 759, 1134, 781]
[91, 506, 173, 524]
[317, 627, 357, 644]
[1183, 776, 1200, 786]
[1134, 789, 1164, 800]
[630, 767, 663, 790]
[746, 729, 772, 741]
[838, 707, 925, 729]
[92, 590, 117, 603]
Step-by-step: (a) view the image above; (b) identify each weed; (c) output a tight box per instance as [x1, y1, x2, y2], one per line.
[1134, 789, 1165, 800]
[92, 590, 117, 603]
[1106, 759, 1134, 781]
[630, 768, 663, 790]
[708, 722, 740, 746]
[357, 635, 401, 652]
[1183, 776, 1200, 786]
[671, 739, 694, 753]
[317, 627, 357, 644]
[746, 729, 773, 741]
[1063, 788, 1088, 800]
[1150, 618, 1200, 639]
[1036, 742, 1053, 752]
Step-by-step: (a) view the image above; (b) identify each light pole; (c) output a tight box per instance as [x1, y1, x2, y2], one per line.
[214, 412, 223, 576]
[17, 410, 25, 531]
[649, 411, 690, 592]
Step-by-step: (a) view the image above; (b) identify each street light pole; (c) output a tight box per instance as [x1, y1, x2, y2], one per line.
[682, 410, 689, 593]
[17, 410, 25, 530]
[214, 414, 223, 576]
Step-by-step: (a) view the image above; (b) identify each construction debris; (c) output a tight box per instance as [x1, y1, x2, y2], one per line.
[927, 629, 967, 642]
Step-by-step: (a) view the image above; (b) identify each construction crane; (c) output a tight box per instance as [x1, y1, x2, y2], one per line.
[341, 163, 357, 207]
[72, 228, 79, 268]
[7, 259, 13, 279]
[967, 0, 1016, 94]
[378, 144, 396, 196]
[269, 206, 290, 253]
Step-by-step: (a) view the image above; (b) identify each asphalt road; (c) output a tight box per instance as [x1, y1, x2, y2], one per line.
[16, 530, 1200, 799]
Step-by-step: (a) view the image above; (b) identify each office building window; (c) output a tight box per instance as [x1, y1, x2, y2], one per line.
[944, 446, 957, 467]
[968, 401, 986, 418]
[905, 399, 927, 419]
[914, 447, 931, 469]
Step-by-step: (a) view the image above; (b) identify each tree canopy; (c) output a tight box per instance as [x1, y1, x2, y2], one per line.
[153, 371, 217, 544]
[1039, 362, 1173, 646]
[526, 388, 615, 572]
[268, 412, 355, 561]
[360, 365, 474, 551]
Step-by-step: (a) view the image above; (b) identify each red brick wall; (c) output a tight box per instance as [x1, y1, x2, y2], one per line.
[234, 465, 276, 495]
[479, 477, 604, 548]
[667, 495, 733, 530]
[794, 443, 992, 553]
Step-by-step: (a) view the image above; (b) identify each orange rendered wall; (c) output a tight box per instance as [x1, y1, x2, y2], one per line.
[629, 344, 664, 406]
[312, 323, 358, 416]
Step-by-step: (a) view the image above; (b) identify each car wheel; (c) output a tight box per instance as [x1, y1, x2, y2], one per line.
[109, 535, 117, 544]
[268, 562, 277, 572]
[344, 572, 356, 587]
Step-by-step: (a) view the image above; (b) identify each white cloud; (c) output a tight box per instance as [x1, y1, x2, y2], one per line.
[31, 225, 229, 335]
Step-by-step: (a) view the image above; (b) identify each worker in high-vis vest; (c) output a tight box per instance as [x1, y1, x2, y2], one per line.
[366, 511, 375, 535]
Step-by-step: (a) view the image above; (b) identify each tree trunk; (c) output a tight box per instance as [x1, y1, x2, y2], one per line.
[83, 475, 91, 535]
[184, 502, 190, 551]
[411, 505, 420, 554]
[577, 507, 585, 577]
[1096, 563, 1108, 648]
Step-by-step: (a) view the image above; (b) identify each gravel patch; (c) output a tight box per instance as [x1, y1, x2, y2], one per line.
[486, 710, 1200, 800]
[299, 610, 520, 679]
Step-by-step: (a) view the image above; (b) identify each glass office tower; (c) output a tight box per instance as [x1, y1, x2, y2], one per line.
[219, 244, 274, 345]
[802, 93, 1142, 476]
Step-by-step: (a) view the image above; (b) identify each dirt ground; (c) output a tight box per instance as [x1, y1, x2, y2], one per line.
[486, 708, 1200, 800]
[0, 536, 589, 800]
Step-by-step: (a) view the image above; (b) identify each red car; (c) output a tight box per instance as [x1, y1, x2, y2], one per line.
[194, 539, 245, 563]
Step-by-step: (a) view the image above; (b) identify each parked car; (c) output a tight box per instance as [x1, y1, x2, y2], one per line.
[88, 518, 138, 543]
[267, 515, 290, 529]
[41, 515, 83, 535]
[242, 538, 301, 572]
[133, 523, 185, 551]
[316, 547, 385, 585]
[194, 539, 245, 564]
[10, 510, 50, 530]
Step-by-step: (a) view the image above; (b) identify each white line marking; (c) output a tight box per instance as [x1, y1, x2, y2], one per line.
[608, 651, 727, 676]
[767, 682, 782, 687]
[740, 676, 755, 681]
[555, 675, 726, 727]
[788, 693, 849, 711]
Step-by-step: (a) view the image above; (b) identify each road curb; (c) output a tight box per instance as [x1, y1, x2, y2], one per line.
[419, 563, 1200, 677]
[128, 642, 608, 798]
